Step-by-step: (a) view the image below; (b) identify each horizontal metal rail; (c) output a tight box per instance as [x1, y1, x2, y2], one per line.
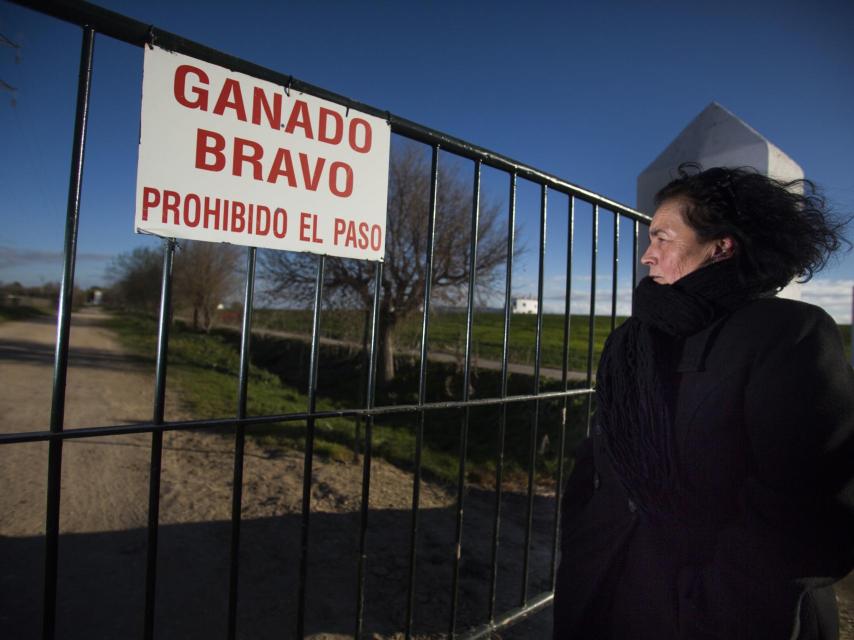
[0, 387, 593, 445]
[457, 590, 554, 640]
[10, 0, 650, 225]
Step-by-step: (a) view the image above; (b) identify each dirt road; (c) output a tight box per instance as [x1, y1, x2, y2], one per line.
[0, 309, 556, 639]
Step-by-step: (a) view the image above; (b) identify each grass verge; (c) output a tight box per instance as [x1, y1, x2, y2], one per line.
[0, 304, 49, 323]
[104, 313, 506, 485]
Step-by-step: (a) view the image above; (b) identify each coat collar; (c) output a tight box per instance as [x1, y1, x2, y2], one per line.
[676, 316, 729, 373]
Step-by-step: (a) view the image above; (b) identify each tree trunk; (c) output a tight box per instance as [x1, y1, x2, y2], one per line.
[203, 305, 212, 333]
[192, 306, 199, 331]
[381, 322, 396, 383]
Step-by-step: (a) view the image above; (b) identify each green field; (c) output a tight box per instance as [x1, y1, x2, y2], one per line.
[106, 313, 592, 487]
[252, 308, 625, 373]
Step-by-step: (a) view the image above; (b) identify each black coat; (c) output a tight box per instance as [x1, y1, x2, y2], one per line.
[554, 298, 854, 639]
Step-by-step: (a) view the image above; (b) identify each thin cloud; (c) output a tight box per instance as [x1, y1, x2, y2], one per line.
[0, 245, 113, 269]
[800, 279, 854, 323]
[538, 288, 632, 316]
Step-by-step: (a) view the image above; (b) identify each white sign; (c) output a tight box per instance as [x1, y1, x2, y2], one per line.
[135, 46, 390, 261]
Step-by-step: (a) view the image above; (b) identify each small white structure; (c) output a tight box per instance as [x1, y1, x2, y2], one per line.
[637, 102, 803, 299]
[512, 297, 538, 314]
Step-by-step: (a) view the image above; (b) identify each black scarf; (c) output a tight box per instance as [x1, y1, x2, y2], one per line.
[596, 259, 756, 513]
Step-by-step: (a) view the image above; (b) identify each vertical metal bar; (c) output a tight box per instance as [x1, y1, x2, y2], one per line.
[611, 212, 619, 332]
[143, 238, 175, 640]
[585, 205, 599, 437]
[551, 196, 575, 589]
[153, 245, 175, 453]
[489, 171, 516, 622]
[42, 27, 94, 640]
[353, 304, 373, 463]
[355, 262, 383, 638]
[448, 159, 481, 637]
[521, 184, 547, 606]
[632, 219, 639, 310]
[405, 144, 440, 639]
[226, 247, 256, 640]
[296, 254, 326, 638]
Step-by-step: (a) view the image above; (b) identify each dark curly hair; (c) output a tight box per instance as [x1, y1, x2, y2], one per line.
[655, 163, 850, 293]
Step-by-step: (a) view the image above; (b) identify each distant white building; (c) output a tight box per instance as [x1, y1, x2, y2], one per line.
[637, 102, 803, 299]
[512, 297, 538, 314]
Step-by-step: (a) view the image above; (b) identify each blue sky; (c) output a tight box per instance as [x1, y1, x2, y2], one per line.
[2, 0, 854, 320]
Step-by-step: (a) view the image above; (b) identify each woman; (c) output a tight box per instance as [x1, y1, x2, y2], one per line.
[554, 165, 854, 639]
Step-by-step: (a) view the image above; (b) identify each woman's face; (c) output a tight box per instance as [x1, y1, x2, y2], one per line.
[641, 199, 720, 284]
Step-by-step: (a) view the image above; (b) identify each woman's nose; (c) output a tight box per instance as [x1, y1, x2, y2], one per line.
[641, 246, 654, 265]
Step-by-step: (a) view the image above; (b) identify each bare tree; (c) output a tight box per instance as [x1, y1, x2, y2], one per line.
[173, 241, 243, 331]
[260, 141, 510, 382]
[107, 246, 163, 313]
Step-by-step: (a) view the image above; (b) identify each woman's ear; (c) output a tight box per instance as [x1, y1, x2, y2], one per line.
[711, 236, 736, 262]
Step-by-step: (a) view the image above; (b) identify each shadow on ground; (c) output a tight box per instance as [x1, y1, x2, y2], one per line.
[0, 490, 556, 639]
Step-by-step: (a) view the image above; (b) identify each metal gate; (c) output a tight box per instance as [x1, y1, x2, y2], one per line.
[2, 1, 651, 638]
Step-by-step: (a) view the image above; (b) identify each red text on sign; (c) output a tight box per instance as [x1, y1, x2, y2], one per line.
[173, 64, 372, 153]
[195, 129, 354, 198]
[141, 186, 288, 238]
[333, 217, 382, 251]
[299, 212, 323, 244]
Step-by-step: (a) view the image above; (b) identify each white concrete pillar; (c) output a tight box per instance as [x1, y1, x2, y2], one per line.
[636, 102, 803, 300]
